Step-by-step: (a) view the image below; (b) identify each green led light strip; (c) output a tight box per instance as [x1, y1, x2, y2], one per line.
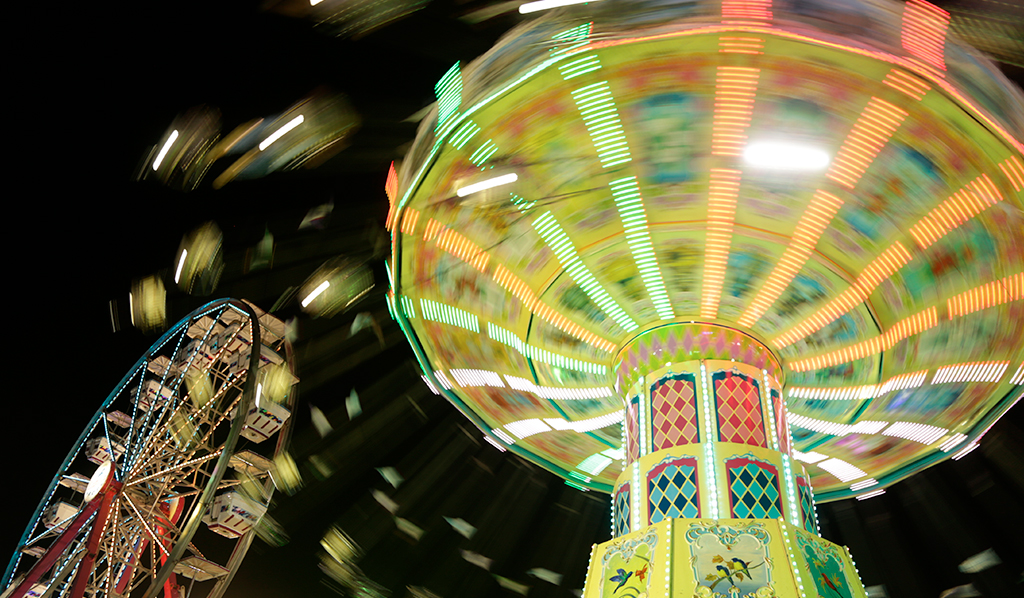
[550, 23, 592, 57]
[420, 298, 479, 332]
[400, 295, 416, 318]
[571, 81, 632, 168]
[449, 121, 481, 150]
[533, 211, 638, 332]
[559, 54, 602, 80]
[469, 139, 499, 167]
[435, 62, 462, 133]
[510, 193, 536, 211]
[487, 322, 607, 375]
[609, 176, 675, 320]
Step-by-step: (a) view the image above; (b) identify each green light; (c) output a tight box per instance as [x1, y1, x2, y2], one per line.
[549, 23, 592, 58]
[469, 139, 499, 167]
[449, 121, 481, 150]
[400, 295, 416, 319]
[572, 81, 632, 168]
[559, 55, 601, 80]
[420, 298, 479, 332]
[565, 480, 589, 491]
[532, 211, 638, 332]
[434, 62, 462, 133]
[510, 193, 536, 211]
[609, 177, 674, 320]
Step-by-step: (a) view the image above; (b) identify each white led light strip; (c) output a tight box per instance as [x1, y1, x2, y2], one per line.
[816, 457, 867, 482]
[881, 421, 949, 445]
[788, 370, 926, 400]
[450, 369, 505, 388]
[545, 410, 625, 434]
[932, 361, 1009, 384]
[792, 450, 828, 464]
[787, 413, 888, 437]
[504, 375, 614, 399]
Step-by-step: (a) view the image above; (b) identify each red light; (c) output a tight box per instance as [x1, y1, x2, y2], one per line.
[901, 0, 950, 72]
[827, 97, 907, 189]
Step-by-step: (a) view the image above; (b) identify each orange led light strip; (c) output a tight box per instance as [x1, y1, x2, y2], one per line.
[946, 272, 1024, 319]
[908, 174, 1002, 248]
[882, 68, 930, 101]
[827, 97, 907, 189]
[384, 162, 399, 230]
[997, 156, 1024, 192]
[719, 36, 764, 54]
[901, 0, 950, 72]
[738, 190, 844, 328]
[712, 67, 760, 157]
[492, 263, 616, 353]
[421, 218, 490, 272]
[788, 307, 937, 372]
[721, 0, 772, 26]
[400, 208, 421, 235]
[774, 242, 913, 347]
[423, 218, 443, 242]
[435, 228, 491, 272]
[701, 169, 742, 320]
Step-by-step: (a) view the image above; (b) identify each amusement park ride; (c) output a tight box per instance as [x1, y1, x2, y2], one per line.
[383, 0, 1023, 596]
[4, 301, 296, 598]
[5, 0, 1023, 597]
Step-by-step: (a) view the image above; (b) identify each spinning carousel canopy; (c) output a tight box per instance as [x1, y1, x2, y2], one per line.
[386, 0, 1024, 500]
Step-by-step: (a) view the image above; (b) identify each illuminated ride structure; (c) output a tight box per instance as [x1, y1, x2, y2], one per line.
[385, 1, 1023, 596]
[4, 300, 296, 598]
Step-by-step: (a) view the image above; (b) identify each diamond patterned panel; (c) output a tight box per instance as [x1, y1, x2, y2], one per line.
[650, 373, 699, 450]
[614, 484, 631, 537]
[715, 372, 767, 448]
[727, 457, 783, 519]
[626, 397, 640, 463]
[797, 477, 817, 533]
[647, 456, 700, 523]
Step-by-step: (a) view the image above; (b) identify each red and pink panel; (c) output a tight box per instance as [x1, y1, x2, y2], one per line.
[713, 371, 767, 448]
[650, 372, 699, 450]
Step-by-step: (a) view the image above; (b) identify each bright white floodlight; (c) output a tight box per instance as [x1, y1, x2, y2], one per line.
[259, 115, 304, 151]
[456, 173, 518, 198]
[174, 249, 188, 284]
[153, 130, 179, 171]
[519, 0, 603, 14]
[302, 280, 330, 308]
[744, 141, 830, 171]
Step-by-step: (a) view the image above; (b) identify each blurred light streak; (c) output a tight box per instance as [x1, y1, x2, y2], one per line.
[712, 67, 759, 156]
[908, 174, 1002, 248]
[882, 68, 930, 100]
[743, 142, 828, 170]
[301, 280, 330, 308]
[174, 249, 188, 284]
[519, 0, 602, 15]
[945, 272, 1022, 318]
[609, 176, 674, 320]
[259, 115, 304, 151]
[152, 130, 179, 170]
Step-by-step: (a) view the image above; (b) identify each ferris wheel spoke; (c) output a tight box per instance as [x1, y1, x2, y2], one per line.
[122, 495, 169, 559]
[126, 449, 223, 488]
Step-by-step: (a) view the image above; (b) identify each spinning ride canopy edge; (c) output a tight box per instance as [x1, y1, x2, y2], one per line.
[386, 0, 1024, 502]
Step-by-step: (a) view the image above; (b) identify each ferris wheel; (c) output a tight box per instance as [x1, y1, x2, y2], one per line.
[4, 299, 297, 598]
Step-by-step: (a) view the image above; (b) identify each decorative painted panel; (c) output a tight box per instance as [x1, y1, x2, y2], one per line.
[599, 527, 658, 598]
[626, 395, 640, 464]
[614, 483, 631, 538]
[726, 455, 783, 520]
[647, 455, 700, 523]
[714, 371, 767, 448]
[686, 521, 774, 596]
[650, 372, 699, 450]
[795, 529, 857, 598]
[796, 476, 818, 534]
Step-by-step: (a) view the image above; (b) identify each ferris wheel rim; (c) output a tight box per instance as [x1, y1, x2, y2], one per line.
[4, 298, 271, 598]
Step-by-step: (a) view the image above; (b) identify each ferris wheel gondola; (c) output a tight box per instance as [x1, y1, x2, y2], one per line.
[4, 299, 297, 598]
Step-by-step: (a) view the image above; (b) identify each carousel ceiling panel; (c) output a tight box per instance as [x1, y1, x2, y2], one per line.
[389, 3, 1024, 498]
